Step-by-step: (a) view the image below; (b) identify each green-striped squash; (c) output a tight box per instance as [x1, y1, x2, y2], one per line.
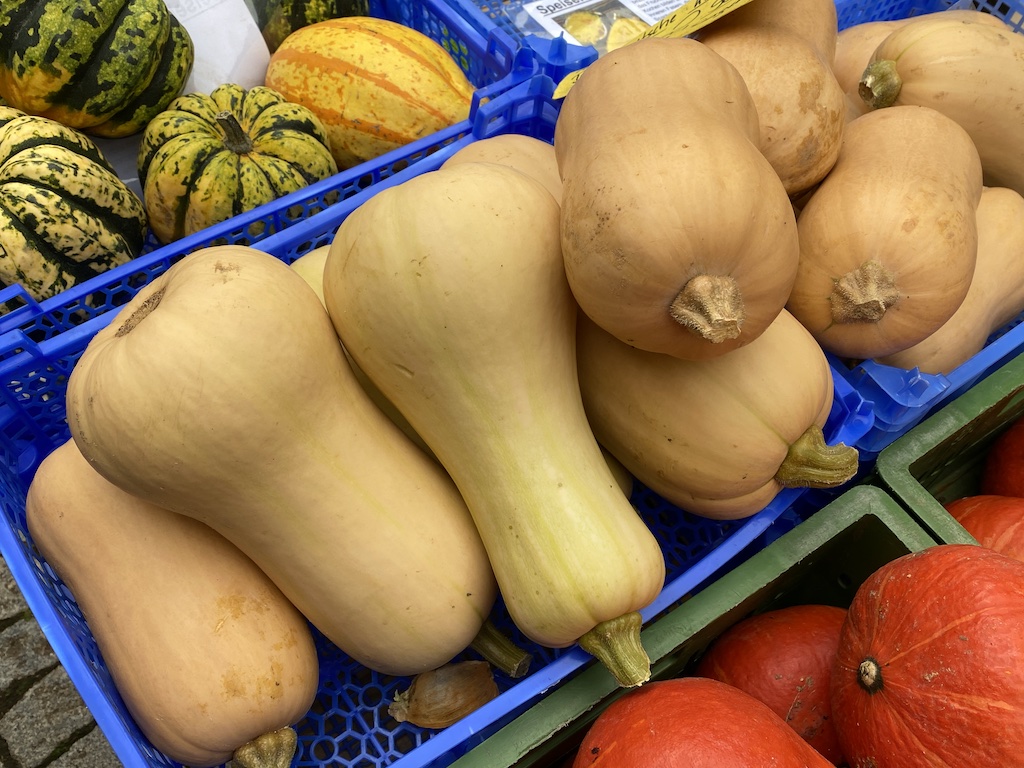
[265, 17, 476, 169]
[0, 0, 194, 138]
[137, 83, 339, 245]
[0, 107, 147, 304]
[253, 0, 370, 52]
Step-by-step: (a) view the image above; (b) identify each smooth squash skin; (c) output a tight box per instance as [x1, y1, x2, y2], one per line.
[65, 244, 498, 677]
[571, 677, 835, 767]
[555, 37, 799, 361]
[323, 162, 666, 688]
[694, 0, 844, 196]
[877, 186, 1024, 374]
[576, 309, 858, 520]
[699, 0, 838, 63]
[786, 105, 982, 360]
[859, 11, 1024, 195]
[26, 439, 318, 768]
[441, 134, 562, 202]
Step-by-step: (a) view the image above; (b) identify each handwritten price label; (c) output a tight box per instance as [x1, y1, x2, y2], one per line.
[551, 0, 755, 98]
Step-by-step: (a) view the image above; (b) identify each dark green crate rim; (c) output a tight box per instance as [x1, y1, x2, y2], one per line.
[876, 354, 1024, 545]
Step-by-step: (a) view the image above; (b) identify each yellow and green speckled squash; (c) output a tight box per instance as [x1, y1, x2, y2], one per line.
[0, 0, 194, 139]
[137, 83, 339, 245]
[0, 107, 147, 304]
[265, 17, 476, 169]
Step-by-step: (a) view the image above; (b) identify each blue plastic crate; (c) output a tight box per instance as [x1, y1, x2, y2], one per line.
[0, 82, 875, 768]
[0, 0, 534, 341]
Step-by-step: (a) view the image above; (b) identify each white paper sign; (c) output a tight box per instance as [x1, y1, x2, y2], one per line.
[165, 0, 271, 93]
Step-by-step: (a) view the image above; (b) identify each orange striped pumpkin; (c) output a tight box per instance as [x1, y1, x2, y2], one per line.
[265, 17, 476, 169]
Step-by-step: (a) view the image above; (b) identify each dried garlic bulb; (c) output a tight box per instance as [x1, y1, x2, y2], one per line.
[389, 660, 499, 729]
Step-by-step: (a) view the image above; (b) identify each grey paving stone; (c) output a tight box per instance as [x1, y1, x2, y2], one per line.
[50, 725, 123, 768]
[0, 557, 29, 622]
[0, 666, 95, 767]
[0, 618, 57, 691]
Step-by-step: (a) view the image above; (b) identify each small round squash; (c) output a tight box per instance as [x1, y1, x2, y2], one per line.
[0, 0, 194, 138]
[0, 106, 147, 302]
[137, 83, 338, 244]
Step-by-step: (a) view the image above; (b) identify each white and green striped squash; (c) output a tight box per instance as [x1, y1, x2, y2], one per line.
[137, 83, 339, 245]
[0, 107, 148, 303]
[0, 0, 194, 138]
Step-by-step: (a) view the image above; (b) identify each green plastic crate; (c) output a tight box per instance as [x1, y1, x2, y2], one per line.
[875, 353, 1024, 545]
[447, 484, 939, 768]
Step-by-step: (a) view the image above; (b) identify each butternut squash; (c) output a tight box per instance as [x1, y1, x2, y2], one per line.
[704, 0, 838, 62]
[555, 37, 799, 361]
[577, 309, 857, 520]
[323, 161, 666, 688]
[693, 0, 845, 196]
[290, 243, 632, 500]
[858, 10, 1024, 195]
[288, 245, 431, 455]
[877, 186, 1024, 374]
[833, 11, 1005, 123]
[65, 244, 498, 677]
[441, 134, 562, 202]
[786, 105, 983, 360]
[26, 439, 318, 768]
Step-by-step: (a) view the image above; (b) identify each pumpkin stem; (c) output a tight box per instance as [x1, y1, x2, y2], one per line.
[578, 611, 651, 688]
[115, 288, 165, 337]
[776, 425, 859, 489]
[857, 657, 885, 694]
[669, 274, 744, 342]
[470, 617, 533, 678]
[216, 110, 255, 154]
[830, 260, 900, 324]
[859, 60, 902, 109]
[232, 726, 298, 768]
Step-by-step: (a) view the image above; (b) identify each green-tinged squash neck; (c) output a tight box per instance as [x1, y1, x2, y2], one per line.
[578, 611, 651, 688]
[859, 60, 902, 110]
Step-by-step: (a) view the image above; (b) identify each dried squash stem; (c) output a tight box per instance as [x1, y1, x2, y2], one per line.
[859, 60, 903, 110]
[232, 726, 297, 768]
[578, 611, 650, 688]
[217, 111, 255, 154]
[669, 274, 745, 342]
[830, 260, 900, 324]
[470, 617, 533, 678]
[776, 425, 859, 489]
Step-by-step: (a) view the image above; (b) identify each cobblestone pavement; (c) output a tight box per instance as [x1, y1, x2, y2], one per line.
[0, 557, 121, 768]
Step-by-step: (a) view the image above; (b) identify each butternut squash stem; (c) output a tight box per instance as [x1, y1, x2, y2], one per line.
[668, 274, 745, 343]
[470, 617, 533, 679]
[578, 611, 651, 688]
[775, 425, 859, 489]
[232, 726, 298, 768]
[216, 110, 255, 154]
[859, 60, 902, 110]
[830, 259, 900, 324]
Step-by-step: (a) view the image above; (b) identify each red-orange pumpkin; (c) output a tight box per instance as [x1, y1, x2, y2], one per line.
[944, 495, 1024, 562]
[981, 417, 1024, 498]
[830, 544, 1024, 766]
[572, 677, 833, 766]
[695, 604, 847, 764]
